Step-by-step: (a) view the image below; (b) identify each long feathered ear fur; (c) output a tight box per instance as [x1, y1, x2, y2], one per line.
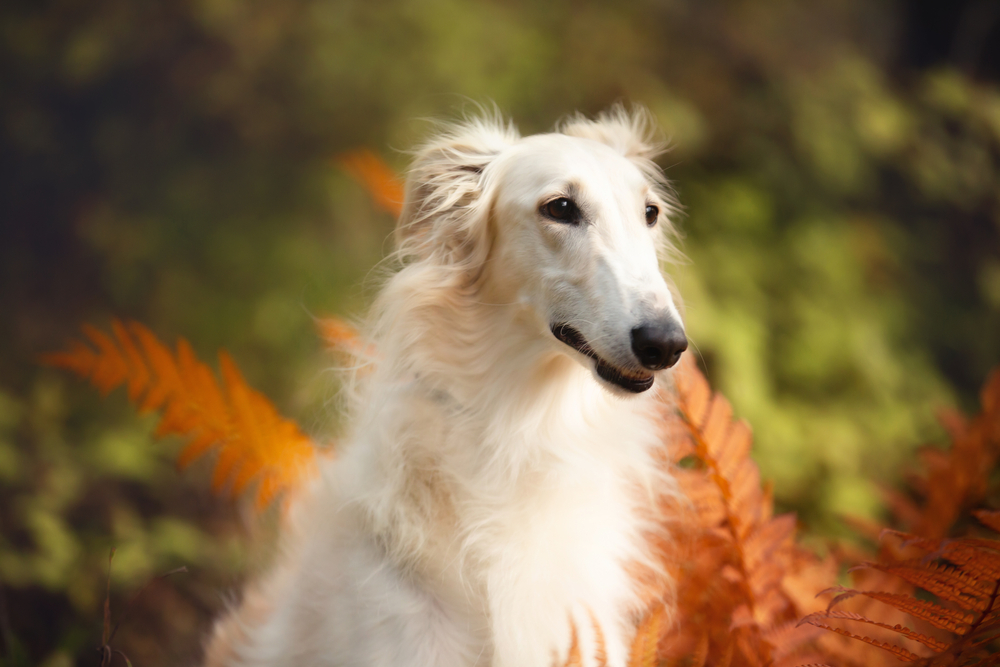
[558, 104, 667, 161]
[396, 114, 519, 274]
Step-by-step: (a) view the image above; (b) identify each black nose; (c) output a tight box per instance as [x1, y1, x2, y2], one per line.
[630, 321, 687, 370]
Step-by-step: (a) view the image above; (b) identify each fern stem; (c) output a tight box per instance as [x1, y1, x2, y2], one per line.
[967, 575, 1000, 638]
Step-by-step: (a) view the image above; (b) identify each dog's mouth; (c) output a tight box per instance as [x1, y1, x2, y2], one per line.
[550, 324, 654, 394]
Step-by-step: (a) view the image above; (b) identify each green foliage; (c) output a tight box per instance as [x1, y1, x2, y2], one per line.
[0, 376, 252, 665]
[1, 0, 998, 663]
[675, 52, 1000, 530]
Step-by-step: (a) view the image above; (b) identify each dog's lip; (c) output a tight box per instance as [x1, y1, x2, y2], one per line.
[550, 324, 654, 394]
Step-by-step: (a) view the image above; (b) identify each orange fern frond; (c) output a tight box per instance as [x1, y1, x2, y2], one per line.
[557, 622, 584, 667]
[904, 369, 1000, 539]
[627, 607, 665, 667]
[803, 610, 950, 652]
[889, 532, 1000, 584]
[315, 317, 378, 365]
[797, 614, 923, 662]
[976, 510, 1000, 535]
[853, 559, 991, 610]
[657, 357, 833, 667]
[552, 615, 612, 667]
[743, 515, 797, 572]
[40, 338, 99, 380]
[42, 320, 320, 511]
[812, 528, 1000, 664]
[337, 149, 405, 217]
[821, 587, 974, 633]
[588, 612, 608, 667]
[802, 365, 1000, 665]
[684, 633, 710, 667]
[762, 619, 824, 664]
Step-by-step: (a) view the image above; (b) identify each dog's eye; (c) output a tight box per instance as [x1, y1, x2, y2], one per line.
[645, 205, 659, 227]
[542, 198, 580, 224]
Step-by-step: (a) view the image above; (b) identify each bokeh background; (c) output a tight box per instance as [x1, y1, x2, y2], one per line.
[2, 0, 999, 664]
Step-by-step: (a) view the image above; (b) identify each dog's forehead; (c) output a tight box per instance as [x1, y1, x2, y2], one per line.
[502, 133, 650, 196]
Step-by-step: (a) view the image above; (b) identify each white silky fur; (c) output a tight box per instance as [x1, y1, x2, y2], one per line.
[204, 107, 685, 667]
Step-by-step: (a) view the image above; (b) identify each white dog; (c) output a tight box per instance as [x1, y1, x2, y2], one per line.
[204, 107, 687, 667]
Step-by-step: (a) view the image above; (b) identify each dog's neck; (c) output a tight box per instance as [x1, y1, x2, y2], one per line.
[361, 262, 663, 472]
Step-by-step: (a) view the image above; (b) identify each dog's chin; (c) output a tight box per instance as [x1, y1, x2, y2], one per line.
[550, 324, 655, 394]
[593, 359, 655, 394]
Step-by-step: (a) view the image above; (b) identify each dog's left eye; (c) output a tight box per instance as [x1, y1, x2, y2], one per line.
[541, 198, 580, 224]
[645, 205, 659, 227]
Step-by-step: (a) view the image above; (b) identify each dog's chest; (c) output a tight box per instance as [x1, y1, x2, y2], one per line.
[441, 407, 653, 603]
[345, 375, 665, 665]
[372, 378, 659, 569]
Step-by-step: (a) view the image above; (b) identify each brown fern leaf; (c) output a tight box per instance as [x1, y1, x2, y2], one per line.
[805, 368, 1000, 664]
[658, 357, 831, 667]
[337, 149, 405, 216]
[686, 633, 710, 667]
[316, 317, 378, 366]
[627, 607, 665, 667]
[587, 612, 608, 667]
[976, 511, 1000, 535]
[218, 352, 319, 509]
[809, 610, 950, 652]
[797, 614, 922, 662]
[683, 363, 1000, 666]
[734, 627, 767, 667]
[854, 560, 991, 610]
[763, 619, 823, 660]
[906, 616, 1000, 666]
[812, 517, 1000, 664]
[773, 651, 834, 666]
[556, 621, 584, 667]
[717, 639, 737, 667]
[40, 339, 99, 380]
[317, 317, 361, 348]
[743, 515, 797, 572]
[822, 587, 973, 633]
[896, 535, 1000, 584]
[83, 323, 131, 395]
[905, 369, 1000, 539]
[42, 320, 320, 511]
[674, 470, 728, 525]
[881, 487, 925, 533]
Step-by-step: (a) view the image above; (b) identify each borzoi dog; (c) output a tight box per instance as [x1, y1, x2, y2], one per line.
[205, 107, 687, 667]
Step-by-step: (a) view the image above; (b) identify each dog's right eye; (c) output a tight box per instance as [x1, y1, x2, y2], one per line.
[541, 198, 580, 224]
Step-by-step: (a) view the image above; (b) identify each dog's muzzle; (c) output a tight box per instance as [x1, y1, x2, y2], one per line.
[551, 324, 656, 393]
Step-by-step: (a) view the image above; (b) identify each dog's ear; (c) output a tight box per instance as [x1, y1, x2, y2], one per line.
[559, 104, 666, 162]
[397, 116, 518, 270]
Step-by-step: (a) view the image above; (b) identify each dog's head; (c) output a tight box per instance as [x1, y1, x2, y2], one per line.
[397, 106, 686, 395]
